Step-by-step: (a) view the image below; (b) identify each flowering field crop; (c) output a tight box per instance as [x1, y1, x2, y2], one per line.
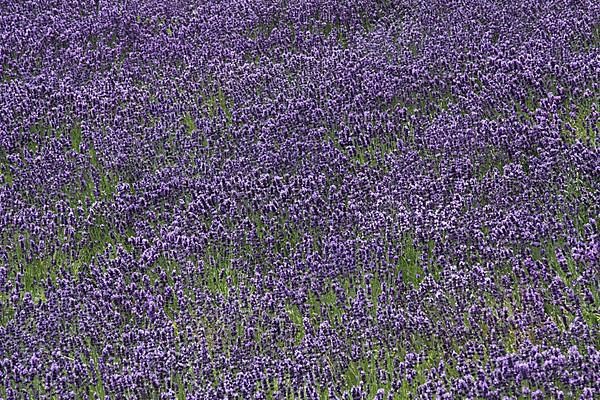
[0, 0, 599, 399]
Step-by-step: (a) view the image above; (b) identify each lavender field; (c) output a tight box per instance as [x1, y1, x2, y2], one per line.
[0, 0, 599, 399]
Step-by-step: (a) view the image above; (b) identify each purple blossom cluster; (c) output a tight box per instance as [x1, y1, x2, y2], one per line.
[1, 0, 599, 398]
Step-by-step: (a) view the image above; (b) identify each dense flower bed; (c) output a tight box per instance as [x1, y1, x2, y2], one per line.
[0, 0, 598, 398]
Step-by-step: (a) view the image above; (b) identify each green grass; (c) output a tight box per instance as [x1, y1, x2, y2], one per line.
[0, 148, 14, 186]
[182, 112, 196, 135]
[71, 121, 82, 152]
[285, 303, 306, 344]
[396, 234, 423, 288]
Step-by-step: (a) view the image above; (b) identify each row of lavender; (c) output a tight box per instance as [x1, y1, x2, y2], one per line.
[1, 0, 598, 398]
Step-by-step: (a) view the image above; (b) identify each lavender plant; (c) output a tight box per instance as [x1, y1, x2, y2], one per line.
[0, 0, 598, 399]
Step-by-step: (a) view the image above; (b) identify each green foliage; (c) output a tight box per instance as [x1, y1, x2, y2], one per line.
[0, 150, 12, 186]
[71, 122, 82, 152]
[397, 234, 423, 288]
[182, 112, 196, 135]
[286, 303, 305, 344]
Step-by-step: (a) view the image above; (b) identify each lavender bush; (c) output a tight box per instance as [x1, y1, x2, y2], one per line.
[0, 0, 598, 399]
